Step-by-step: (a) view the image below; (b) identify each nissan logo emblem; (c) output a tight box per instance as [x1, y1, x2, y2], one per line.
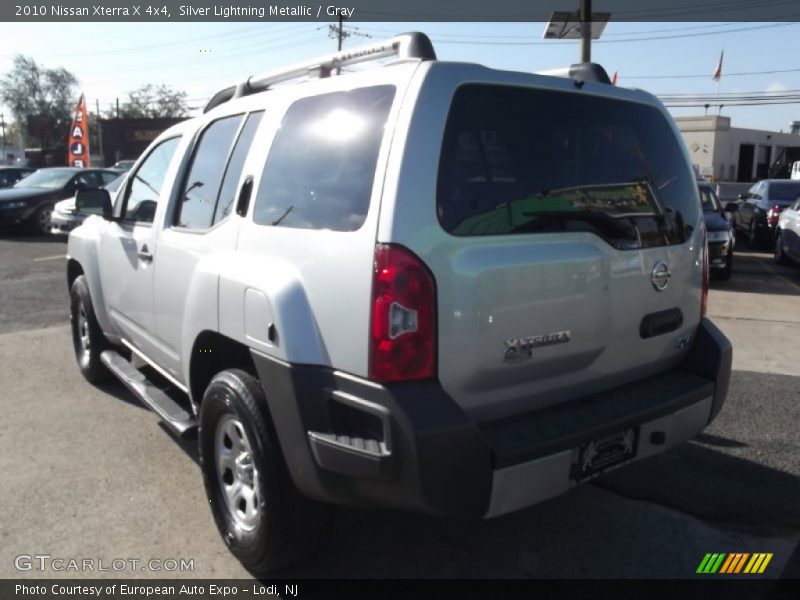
[650, 261, 671, 291]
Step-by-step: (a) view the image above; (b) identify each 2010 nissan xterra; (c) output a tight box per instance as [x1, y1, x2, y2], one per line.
[66, 33, 732, 573]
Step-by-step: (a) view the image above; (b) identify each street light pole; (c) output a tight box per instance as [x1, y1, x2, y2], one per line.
[580, 0, 591, 62]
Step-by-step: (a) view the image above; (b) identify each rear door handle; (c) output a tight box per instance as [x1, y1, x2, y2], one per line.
[137, 244, 153, 263]
[236, 176, 254, 217]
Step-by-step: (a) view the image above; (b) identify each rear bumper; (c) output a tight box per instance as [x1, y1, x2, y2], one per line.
[252, 318, 732, 519]
[49, 212, 83, 234]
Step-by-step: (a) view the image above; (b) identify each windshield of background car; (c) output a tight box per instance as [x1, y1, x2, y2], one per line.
[104, 174, 126, 193]
[767, 182, 800, 202]
[14, 169, 74, 189]
[699, 186, 721, 212]
[437, 85, 698, 249]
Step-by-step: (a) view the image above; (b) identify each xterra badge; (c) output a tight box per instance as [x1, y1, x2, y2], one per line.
[503, 331, 571, 365]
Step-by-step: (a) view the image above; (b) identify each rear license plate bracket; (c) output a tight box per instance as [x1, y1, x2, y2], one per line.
[573, 427, 639, 482]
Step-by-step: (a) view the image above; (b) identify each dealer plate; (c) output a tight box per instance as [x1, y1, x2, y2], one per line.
[573, 427, 639, 482]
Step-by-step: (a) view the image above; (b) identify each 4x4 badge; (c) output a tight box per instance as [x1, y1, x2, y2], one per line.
[650, 261, 671, 291]
[503, 331, 571, 365]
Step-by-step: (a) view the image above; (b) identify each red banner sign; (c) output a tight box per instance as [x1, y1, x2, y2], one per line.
[67, 93, 90, 167]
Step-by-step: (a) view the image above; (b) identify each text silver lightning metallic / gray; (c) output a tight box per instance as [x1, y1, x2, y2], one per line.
[503, 331, 572, 365]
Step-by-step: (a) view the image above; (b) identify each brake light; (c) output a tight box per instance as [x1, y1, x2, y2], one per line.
[369, 244, 436, 382]
[701, 227, 709, 319]
[767, 204, 783, 224]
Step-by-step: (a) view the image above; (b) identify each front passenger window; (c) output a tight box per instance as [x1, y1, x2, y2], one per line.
[122, 137, 181, 224]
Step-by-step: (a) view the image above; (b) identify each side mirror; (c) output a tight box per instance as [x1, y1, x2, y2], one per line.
[724, 202, 739, 213]
[76, 188, 112, 219]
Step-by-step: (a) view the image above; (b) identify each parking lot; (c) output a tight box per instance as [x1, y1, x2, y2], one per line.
[0, 232, 798, 580]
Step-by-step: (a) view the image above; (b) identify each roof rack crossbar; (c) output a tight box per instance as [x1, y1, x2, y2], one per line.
[204, 32, 435, 113]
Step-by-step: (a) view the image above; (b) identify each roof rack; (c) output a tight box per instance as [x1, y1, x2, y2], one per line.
[204, 32, 436, 113]
[536, 62, 612, 85]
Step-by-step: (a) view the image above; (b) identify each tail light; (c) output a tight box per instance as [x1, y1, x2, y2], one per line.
[369, 244, 436, 382]
[701, 226, 709, 319]
[767, 204, 782, 224]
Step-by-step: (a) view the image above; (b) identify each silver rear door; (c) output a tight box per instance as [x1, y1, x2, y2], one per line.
[381, 65, 704, 422]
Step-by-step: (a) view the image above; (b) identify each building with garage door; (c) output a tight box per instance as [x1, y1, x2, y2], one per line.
[676, 116, 800, 182]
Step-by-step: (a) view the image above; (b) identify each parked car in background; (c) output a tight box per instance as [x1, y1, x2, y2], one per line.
[0, 167, 119, 234]
[50, 172, 127, 235]
[731, 179, 800, 249]
[699, 182, 735, 280]
[714, 182, 751, 207]
[0, 166, 34, 188]
[775, 196, 800, 266]
[110, 160, 136, 173]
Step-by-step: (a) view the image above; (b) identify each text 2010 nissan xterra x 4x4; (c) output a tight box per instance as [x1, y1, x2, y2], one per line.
[66, 33, 732, 573]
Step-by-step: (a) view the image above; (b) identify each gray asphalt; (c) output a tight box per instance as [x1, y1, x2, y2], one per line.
[0, 233, 797, 579]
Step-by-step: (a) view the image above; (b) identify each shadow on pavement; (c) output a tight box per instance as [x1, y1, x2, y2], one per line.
[597, 369, 800, 538]
[596, 438, 800, 537]
[0, 231, 67, 244]
[711, 249, 800, 296]
[142, 367, 798, 578]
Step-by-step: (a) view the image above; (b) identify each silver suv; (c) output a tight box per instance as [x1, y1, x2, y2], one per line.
[66, 33, 732, 573]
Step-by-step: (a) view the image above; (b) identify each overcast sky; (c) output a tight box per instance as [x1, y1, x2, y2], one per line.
[1, 21, 799, 132]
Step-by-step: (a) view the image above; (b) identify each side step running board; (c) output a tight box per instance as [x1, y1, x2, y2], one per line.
[100, 350, 197, 437]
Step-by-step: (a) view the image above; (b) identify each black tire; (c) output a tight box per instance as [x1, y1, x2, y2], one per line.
[70, 275, 111, 383]
[30, 202, 54, 235]
[774, 230, 791, 266]
[747, 219, 762, 250]
[715, 252, 732, 281]
[199, 369, 331, 574]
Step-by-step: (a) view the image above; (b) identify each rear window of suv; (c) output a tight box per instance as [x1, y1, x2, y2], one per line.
[437, 85, 698, 249]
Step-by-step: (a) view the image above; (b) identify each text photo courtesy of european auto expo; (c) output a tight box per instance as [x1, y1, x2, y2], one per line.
[0, 0, 798, 598]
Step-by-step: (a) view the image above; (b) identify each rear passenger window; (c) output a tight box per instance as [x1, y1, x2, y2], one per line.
[438, 85, 698, 249]
[253, 85, 395, 231]
[214, 111, 263, 224]
[176, 114, 243, 229]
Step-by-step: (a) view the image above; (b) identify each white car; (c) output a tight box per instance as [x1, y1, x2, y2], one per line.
[50, 173, 126, 234]
[775, 196, 800, 265]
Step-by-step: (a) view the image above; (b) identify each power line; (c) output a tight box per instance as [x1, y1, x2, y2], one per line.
[624, 67, 800, 80]
[360, 21, 788, 40]
[0, 24, 312, 60]
[378, 22, 798, 46]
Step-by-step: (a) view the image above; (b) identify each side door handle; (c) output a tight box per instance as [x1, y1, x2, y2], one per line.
[137, 244, 153, 263]
[236, 175, 254, 217]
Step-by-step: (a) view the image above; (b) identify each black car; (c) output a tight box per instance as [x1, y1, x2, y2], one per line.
[731, 179, 800, 249]
[699, 182, 736, 280]
[0, 167, 119, 234]
[0, 166, 34, 189]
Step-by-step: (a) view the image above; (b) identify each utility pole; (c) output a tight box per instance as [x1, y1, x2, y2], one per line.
[329, 15, 348, 51]
[580, 0, 591, 63]
[328, 17, 370, 52]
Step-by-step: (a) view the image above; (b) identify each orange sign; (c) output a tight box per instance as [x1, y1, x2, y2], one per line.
[67, 93, 90, 167]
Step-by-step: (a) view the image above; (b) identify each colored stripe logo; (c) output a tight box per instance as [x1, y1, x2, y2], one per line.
[696, 553, 773, 574]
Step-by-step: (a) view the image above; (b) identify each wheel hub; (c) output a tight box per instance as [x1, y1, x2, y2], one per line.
[215, 414, 261, 530]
